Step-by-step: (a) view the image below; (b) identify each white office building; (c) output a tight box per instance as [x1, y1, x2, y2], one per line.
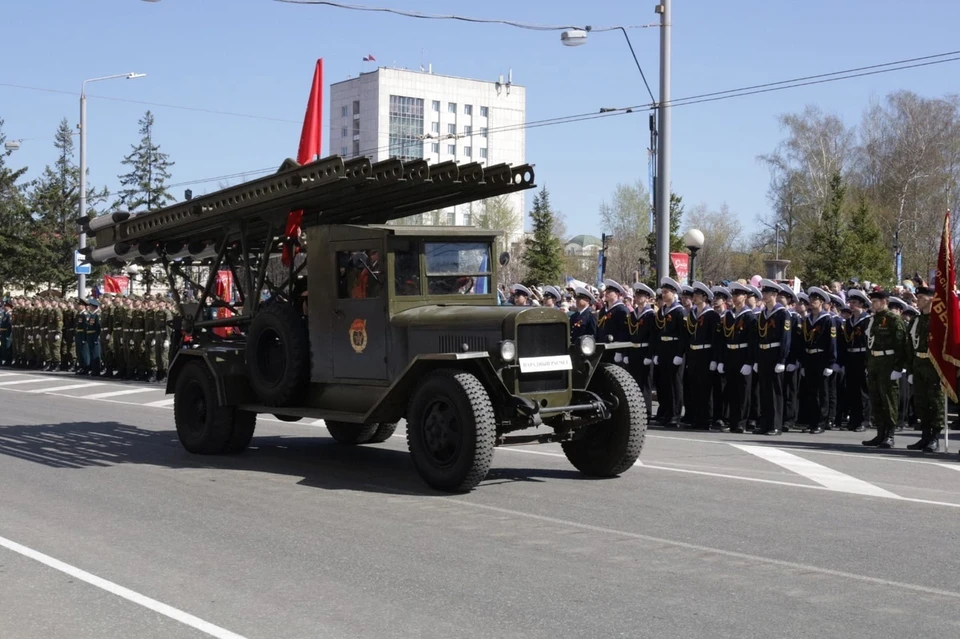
[329, 67, 526, 235]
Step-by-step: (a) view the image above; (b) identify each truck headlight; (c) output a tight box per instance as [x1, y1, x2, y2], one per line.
[500, 340, 517, 362]
[579, 335, 596, 356]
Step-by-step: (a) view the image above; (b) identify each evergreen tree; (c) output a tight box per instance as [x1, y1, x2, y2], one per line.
[521, 185, 564, 285]
[115, 110, 175, 211]
[0, 118, 41, 294]
[30, 118, 109, 294]
[801, 172, 851, 285]
[645, 192, 685, 281]
[846, 193, 893, 284]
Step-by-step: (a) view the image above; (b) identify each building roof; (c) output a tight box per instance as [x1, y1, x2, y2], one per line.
[331, 66, 526, 89]
[566, 234, 602, 248]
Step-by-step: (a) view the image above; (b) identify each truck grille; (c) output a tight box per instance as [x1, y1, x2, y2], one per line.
[438, 334, 488, 353]
[517, 323, 568, 393]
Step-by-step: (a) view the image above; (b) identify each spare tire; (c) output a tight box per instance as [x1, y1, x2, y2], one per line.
[245, 302, 309, 406]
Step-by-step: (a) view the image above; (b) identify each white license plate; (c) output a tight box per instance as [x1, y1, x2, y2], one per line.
[518, 355, 573, 373]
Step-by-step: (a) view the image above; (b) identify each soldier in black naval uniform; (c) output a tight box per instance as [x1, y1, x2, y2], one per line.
[800, 287, 838, 434]
[779, 284, 802, 432]
[654, 277, 688, 427]
[597, 279, 630, 365]
[842, 289, 872, 432]
[569, 287, 597, 342]
[628, 282, 657, 422]
[754, 279, 792, 435]
[683, 282, 722, 429]
[721, 283, 757, 433]
[747, 285, 763, 431]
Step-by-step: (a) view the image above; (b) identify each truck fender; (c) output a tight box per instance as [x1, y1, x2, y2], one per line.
[165, 347, 252, 406]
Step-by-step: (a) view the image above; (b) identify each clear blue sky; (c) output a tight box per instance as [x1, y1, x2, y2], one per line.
[2, 0, 958, 238]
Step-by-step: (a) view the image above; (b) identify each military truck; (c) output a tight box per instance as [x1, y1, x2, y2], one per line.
[83, 155, 646, 491]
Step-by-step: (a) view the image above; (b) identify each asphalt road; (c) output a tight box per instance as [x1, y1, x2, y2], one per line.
[2, 369, 960, 638]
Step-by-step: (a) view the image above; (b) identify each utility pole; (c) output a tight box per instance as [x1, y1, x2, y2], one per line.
[654, 0, 671, 281]
[78, 91, 88, 299]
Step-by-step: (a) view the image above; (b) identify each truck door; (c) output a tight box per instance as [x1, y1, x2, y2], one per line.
[331, 242, 388, 380]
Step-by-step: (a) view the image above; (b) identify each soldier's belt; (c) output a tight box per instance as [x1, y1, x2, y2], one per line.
[635, 342, 650, 347]
[759, 342, 781, 350]
[847, 347, 867, 353]
[689, 344, 712, 350]
[916, 352, 930, 359]
[726, 343, 749, 349]
[805, 348, 824, 354]
[660, 336, 678, 342]
[871, 349, 894, 356]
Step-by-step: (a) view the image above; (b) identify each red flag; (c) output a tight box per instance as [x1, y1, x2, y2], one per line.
[929, 210, 960, 402]
[282, 58, 324, 266]
[103, 275, 122, 294]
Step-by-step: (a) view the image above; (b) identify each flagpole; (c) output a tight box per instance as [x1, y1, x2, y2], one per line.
[946, 391, 950, 453]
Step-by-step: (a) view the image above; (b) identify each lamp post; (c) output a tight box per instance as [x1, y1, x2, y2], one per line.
[78, 72, 146, 299]
[683, 228, 704, 285]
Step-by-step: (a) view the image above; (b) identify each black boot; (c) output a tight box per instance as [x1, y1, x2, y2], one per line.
[862, 434, 884, 447]
[907, 428, 929, 451]
[923, 434, 941, 454]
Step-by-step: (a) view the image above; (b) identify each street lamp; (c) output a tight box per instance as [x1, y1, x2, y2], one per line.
[683, 228, 704, 285]
[78, 72, 146, 299]
[4, 140, 21, 152]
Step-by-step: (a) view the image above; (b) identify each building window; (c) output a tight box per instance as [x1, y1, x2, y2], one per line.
[464, 126, 472, 136]
[431, 143, 439, 153]
[447, 211, 456, 225]
[432, 100, 440, 112]
[353, 140, 360, 156]
[447, 123, 456, 135]
[341, 127, 348, 138]
[447, 144, 456, 155]
[447, 102, 457, 113]
[464, 146, 472, 157]
[463, 212, 472, 226]
[464, 104, 472, 115]
[353, 100, 360, 115]
[479, 148, 487, 159]
[340, 146, 348, 156]
[480, 106, 488, 117]
[480, 127, 488, 138]
[388, 95, 425, 160]
[341, 105, 348, 118]
[431, 121, 439, 133]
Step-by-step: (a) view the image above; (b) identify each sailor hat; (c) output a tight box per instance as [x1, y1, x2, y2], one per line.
[692, 281, 713, 301]
[779, 283, 797, 301]
[602, 279, 626, 297]
[711, 286, 731, 300]
[846, 289, 870, 306]
[510, 284, 532, 298]
[542, 285, 562, 300]
[660, 277, 683, 294]
[887, 296, 907, 310]
[729, 282, 752, 296]
[759, 279, 782, 294]
[797, 292, 810, 304]
[632, 282, 656, 298]
[807, 287, 831, 303]
[574, 286, 597, 304]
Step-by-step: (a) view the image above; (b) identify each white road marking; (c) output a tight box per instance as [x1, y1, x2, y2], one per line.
[938, 463, 960, 472]
[731, 444, 899, 497]
[437, 497, 960, 600]
[0, 372, 20, 377]
[0, 378, 52, 386]
[144, 398, 175, 408]
[0, 534, 248, 639]
[28, 382, 104, 394]
[84, 388, 156, 400]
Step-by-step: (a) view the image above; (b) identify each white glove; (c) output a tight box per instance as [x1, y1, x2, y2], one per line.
[774, 364, 785, 374]
[717, 363, 725, 374]
[831, 364, 841, 372]
[709, 361, 718, 372]
[653, 356, 659, 365]
[643, 358, 652, 366]
[823, 368, 833, 377]
[54, 334, 60, 342]
[150, 339, 156, 347]
[163, 340, 170, 349]
[908, 374, 914, 384]
[753, 363, 758, 373]
[614, 352, 623, 363]
[672, 356, 684, 366]
[800, 368, 806, 377]
[890, 370, 902, 381]
[129, 340, 134, 346]
[740, 364, 752, 376]
[786, 363, 797, 373]
[623, 356, 630, 365]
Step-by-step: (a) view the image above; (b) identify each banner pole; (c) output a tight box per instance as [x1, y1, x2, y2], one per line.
[945, 392, 950, 453]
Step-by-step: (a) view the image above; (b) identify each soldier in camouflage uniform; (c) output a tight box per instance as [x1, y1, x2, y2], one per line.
[863, 290, 907, 449]
[128, 296, 146, 380]
[75, 298, 90, 375]
[113, 296, 128, 378]
[143, 296, 158, 382]
[62, 299, 75, 371]
[905, 286, 945, 453]
[0, 300, 12, 366]
[45, 298, 64, 371]
[11, 298, 22, 367]
[100, 295, 114, 377]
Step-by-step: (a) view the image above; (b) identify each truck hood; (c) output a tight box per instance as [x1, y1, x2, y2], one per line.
[391, 304, 568, 332]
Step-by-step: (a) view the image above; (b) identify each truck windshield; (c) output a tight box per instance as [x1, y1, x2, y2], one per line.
[425, 242, 492, 295]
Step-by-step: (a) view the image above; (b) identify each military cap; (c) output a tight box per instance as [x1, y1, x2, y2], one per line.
[748, 285, 762, 299]
[902, 305, 919, 317]
[681, 285, 694, 297]
[807, 286, 830, 303]
[915, 285, 935, 296]
[660, 277, 682, 294]
[729, 282, 751, 296]
[542, 285, 562, 301]
[2, 300, 11, 308]
[846, 289, 870, 306]
[829, 293, 844, 308]
[574, 286, 596, 304]
[779, 283, 797, 302]
[691, 281, 713, 301]
[759, 278, 782, 294]
[87, 298, 100, 308]
[510, 284, 531, 298]
[632, 282, 655, 298]
[868, 289, 888, 300]
[797, 292, 810, 304]
[711, 286, 731, 300]
[888, 296, 907, 310]
[602, 279, 626, 297]
[840, 304, 852, 314]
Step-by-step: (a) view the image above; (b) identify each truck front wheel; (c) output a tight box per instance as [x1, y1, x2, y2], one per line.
[174, 360, 257, 454]
[561, 363, 646, 477]
[406, 369, 496, 492]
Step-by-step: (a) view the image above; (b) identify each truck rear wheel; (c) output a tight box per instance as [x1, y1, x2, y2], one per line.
[174, 360, 257, 454]
[366, 422, 398, 444]
[406, 369, 495, 492]
[325, 421, 379, 444]
[562, 363, 646, 477]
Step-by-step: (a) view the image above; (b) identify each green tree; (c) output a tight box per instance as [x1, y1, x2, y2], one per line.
[0, 118, 42, 294]
[476, 195, 525, 285]
[599, 180, 651, 284]
[801, 172, 851, 285]
[30, 118, 109, 294]
[846, 193, 893, 285]
[521, 185, 564, 285]
[115, 110, 175, 211]
[644, 192, 684, 281]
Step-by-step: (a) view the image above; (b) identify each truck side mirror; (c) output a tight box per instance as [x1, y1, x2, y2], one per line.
[499, 251, 510, 267]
